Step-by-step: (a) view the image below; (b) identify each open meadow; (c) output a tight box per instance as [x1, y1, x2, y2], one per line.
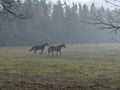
[0, 44, 120, 90]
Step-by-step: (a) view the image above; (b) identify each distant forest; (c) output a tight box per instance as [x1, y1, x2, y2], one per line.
[0, 0, 117, 46]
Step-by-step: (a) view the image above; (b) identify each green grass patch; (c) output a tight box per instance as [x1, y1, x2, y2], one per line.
[0, 44, 120, 90]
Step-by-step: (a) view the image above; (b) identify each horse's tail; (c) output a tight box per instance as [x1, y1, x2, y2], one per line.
[29, 47, 34, 51]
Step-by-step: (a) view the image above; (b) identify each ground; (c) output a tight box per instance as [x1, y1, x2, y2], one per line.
[0, 44, 120, 90]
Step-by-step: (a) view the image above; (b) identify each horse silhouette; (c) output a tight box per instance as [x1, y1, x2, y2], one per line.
[48, 44, 66, 56]
[29, 43, 49, 55]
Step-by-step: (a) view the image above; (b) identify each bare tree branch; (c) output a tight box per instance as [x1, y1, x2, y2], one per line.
[0, 0, 32, 19]
[82, 14, 120, 34]
[105, 0, 120, 7]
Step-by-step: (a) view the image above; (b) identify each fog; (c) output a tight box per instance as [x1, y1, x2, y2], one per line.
[0, 0, 116, 46]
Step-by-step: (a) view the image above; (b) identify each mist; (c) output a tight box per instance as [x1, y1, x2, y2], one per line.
[0, 0, 115, 46]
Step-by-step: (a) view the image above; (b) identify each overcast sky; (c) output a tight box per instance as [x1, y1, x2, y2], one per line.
[49, 0, 115, 9]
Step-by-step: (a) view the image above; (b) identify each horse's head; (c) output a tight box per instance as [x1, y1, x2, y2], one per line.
[61, 44, 66, 48]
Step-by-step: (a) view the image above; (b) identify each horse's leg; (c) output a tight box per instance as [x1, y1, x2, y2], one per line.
[60, 50, 62, 55]
[52, 51, 54, 56]
[41, 49, 43, 55]
[48, 48, 51, 56]
[56, 51, 58, 56]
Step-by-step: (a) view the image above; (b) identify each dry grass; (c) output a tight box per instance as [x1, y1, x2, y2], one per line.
[0, 44, 120, 90]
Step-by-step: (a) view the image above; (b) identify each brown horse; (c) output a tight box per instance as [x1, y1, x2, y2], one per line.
[48, 44, 66, 56]
[29, 43, 49, 54]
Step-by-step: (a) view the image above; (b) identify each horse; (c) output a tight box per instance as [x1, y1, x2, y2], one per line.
[48, 44, 66, 56]
[29, 43, 49, 54]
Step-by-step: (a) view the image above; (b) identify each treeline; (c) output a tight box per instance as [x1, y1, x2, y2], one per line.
[0, 0, 117, 46]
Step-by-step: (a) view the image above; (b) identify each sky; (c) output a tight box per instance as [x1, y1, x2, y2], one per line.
[49, 0, 115, 9]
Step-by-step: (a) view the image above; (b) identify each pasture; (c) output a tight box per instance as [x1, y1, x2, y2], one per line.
[0, 44, 120, 90]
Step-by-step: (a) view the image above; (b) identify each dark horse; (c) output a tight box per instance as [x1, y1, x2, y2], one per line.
[48, 44, 66, 56]
[29, 43, 49, 54]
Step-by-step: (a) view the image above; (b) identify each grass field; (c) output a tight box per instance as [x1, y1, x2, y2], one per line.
[0, 44, 120, 90]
